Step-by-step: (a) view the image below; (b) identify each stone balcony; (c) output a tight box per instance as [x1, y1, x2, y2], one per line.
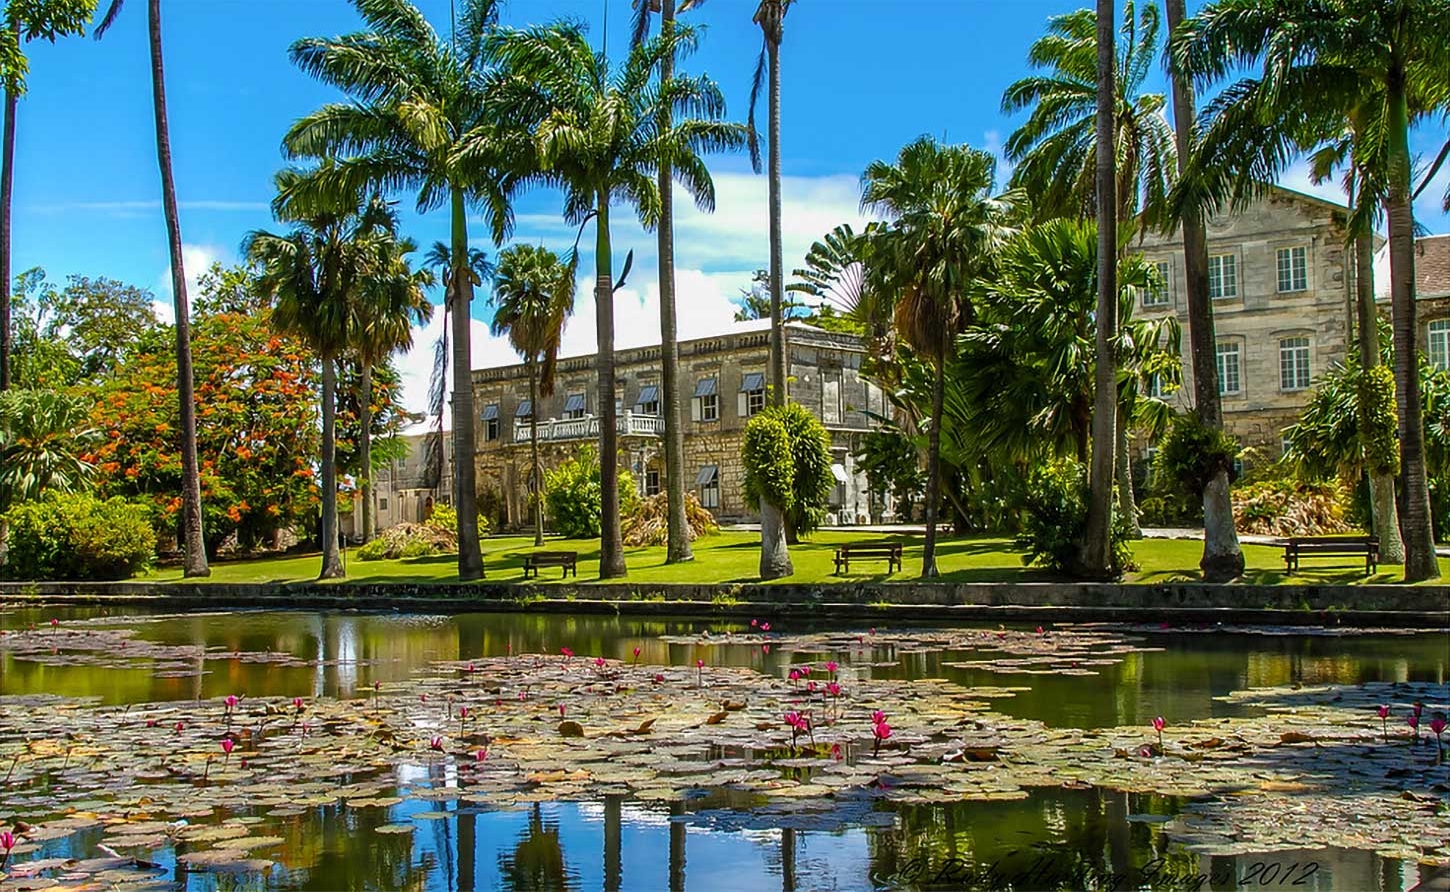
[509, 412, 665, 444]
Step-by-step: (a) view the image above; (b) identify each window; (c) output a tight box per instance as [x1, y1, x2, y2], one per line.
[1216, 341, 1242, 395]
[1430, 320, 1450, 371]
[482, 404, 500, 441]
[738, 372, 765, 417]
[1143, 260, 1171, 307]
[563, 393, 587, 420]
[1147, 373, 1164, 399]
[1276, 246, 1308, 293]
[1279, 337, 1311, 391]
[696, 465, 719, 509]
[692, 377, 719, 422]
[635, 385, 659, 416]
[1281, 436, 1294, 459]
[379, 497, 388, 511]
[1208, 253, 1238, 299]
[645, 468, 661, 497]
[515, 399, 533, 420]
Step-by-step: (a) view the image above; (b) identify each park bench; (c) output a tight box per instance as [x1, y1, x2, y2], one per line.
[833, 541, 903, 576]
[522, 551, 578, 579]
[1281, 535, 1379, 576]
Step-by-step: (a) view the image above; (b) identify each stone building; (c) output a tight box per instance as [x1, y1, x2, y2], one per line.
[342, 431, 453, 539]
[1135, 186, 1359, 458]
[469, 319, 889, 528]
[1377, 232, 1450, 367]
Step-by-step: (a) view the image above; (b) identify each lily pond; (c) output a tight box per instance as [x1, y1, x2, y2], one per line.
[0, 607, 1446, 891]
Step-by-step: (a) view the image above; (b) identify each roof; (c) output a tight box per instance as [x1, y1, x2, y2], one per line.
[1373, 234, 1450, 300]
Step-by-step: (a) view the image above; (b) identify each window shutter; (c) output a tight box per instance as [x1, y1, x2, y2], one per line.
[691, 397, 701, 422]
[737, 391, 748, 418]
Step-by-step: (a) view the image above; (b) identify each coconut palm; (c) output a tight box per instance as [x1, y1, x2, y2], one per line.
[490, 244, 576, 548]
[0, 0, 93, 391]
[632, 0, 707, 565]
[1171, 0, 1450, 580]
[94, 0, 208, 576]
[284, 0, 519, 581]
[486, 21, 746, 579]
[861, 137, 1016, 578]
[747, 0, 794, 408]
[421, 242, 493, 504]
[350, 204, 433, 544]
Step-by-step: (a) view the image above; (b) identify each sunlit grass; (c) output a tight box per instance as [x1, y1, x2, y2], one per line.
[137, 529, 1442, 586]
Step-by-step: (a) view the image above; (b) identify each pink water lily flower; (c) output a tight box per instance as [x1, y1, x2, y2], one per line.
[807, 681, 817, 693]
[595, 657, 607, 669]
[871, 710, 886, 726]
[224, 695, 239, 709]
[475, 748, 488, 762]
[221, 739, 234, 755]
[827, 682, 841, 697]
[825, 661, 838, 675]
[760, 623, 771, 632]
[1152, 716, 1166, 749]
[751, 619, 759, 627]
[0, 829, 14, 850]
[560, 647, 574, 658]
[429, 736, 444, 751]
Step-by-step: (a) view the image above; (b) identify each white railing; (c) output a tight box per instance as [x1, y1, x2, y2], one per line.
[510, 411, 664, 443]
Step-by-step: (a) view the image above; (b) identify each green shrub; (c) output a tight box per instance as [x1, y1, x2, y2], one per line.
[1157, 413, 1240, 498]
[399, 539, 438, 559]
[356, 538, 389, 561]
[544, 445, 637, 539]
[354, 512, 460, 562]
[741, 404, 835, 538]
[2, 492, 155, 581]
[1014, 459, 1134, 577]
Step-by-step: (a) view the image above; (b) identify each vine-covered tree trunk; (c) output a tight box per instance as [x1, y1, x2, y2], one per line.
[758, 499, 792, 580]
[1355, 229, 1404, 563]
[1115, 407, 1141, 538]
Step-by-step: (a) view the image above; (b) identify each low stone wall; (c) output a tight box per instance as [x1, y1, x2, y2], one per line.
[1, 580, 1445, 628]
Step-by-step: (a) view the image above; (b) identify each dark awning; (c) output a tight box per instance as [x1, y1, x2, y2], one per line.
[515, 400, 533, 417]
[481, 404, 499, 421]
[563, 394, 586, 412]
[739, 372, 765, 392]
[635, 385, 659, 405]
[694, 377, 717, 397]
[695, 465, 718, 485]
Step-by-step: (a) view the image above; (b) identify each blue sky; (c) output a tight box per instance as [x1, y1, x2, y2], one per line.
[14, 0, 1450, 418]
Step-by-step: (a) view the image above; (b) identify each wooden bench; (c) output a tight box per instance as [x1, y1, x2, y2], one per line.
[833, 542, 903, 576]
[522, 551, 578, 579]
[1282, 535, 1379, 575]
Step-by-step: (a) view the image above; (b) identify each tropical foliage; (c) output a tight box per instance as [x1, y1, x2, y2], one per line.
[544, 445, 638, 540]
[1, 491, 154, 581]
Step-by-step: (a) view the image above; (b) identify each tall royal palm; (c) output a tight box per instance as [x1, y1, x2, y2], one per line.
[285, 0, 517, 581]
[862, 138, 1015, 578]
[488, 21, 746, 578]
[632, 0, 707, 565]
[490, 244, 576, 547]
[94, 0, 207, 576]
[422, 242, 492, 506]
[1172, 0, 1450, 581]
[748, 0, 794, 408]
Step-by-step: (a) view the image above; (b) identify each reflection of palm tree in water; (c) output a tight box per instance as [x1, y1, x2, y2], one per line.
[500, 803, 570, 891]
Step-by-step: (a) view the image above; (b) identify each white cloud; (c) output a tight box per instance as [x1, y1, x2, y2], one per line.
[394, 305, 518, 432]
[1275, 159, 1351, 207]
[154, 243, 231, 323]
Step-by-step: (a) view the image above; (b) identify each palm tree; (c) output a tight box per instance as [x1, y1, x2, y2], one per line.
[747, 0, 794, 408]
[487, 21, 746, 579]
[861, 137, 1016, 578]
[0, 0, 94, 391]
[245, 174, 399, 579]
[632, 0, 707, 565]
[0, 388, 97, 511]
[1171, 0, 1450, 581]
[350, 202, 433, 544]
[1160, 0, 1244, 581]
[490, 244, 576, 547]
[285, 0, 518, 582]
[421, 242, 493, 511]
[95, 0, 208, 576]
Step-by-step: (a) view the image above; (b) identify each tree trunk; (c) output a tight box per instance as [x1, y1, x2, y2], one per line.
[319, 358, 344, 579]
[359, 362, 374, 543]
[530, 360, 543, 547]
[1385, 63, 1438, 581]
[1165, 0, 1243, 581]
[766, 24, 787, 408]
[595, 193, 627, 578]
[149, 0, 208, 577]
[0, 75, 15, 391]
[450, 188, 484, 579]
[1079, 0, 1118, 579]
[921, 358, 945, 577]
[1116, 406, 1141, 538]
[1356, 224, 1405, 562]
[657, 0, 692, 565]
[758, 498, 792, 579]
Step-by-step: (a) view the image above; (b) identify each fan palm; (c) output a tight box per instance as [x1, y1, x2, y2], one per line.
[0, 389, 97, 512]
[748, 0, 794, 408]
[490, 244, 576, 547]
[1170, 0, 1450, 580]
[486, 21, 746, 579]
[421, 242, 493, 504]
[94, 0, 208, 576]
[284, 0, 519, 581]
[861, 137, 1017, 578]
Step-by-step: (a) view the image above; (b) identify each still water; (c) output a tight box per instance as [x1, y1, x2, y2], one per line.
[1, 607, 1445, 891]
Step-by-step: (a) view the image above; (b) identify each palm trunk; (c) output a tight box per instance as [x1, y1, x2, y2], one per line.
[1164, 0, 1242, 581]
[0, 71, 15, 391]
[1079, 0, 1118, 579]
[450, 188, 484, 579]
[921, 357, 945, 577]
[1356, 222, 1405, 563]
[1115, 406, 1141, 538]
[657, 0, 692, 565]
[149, 0, 208, 577]
[319, 357, 344, 579]
[596, 193, 627, 578]
[530, 360, 543, 547]
[1385, 64, 1438, 581]
[359, 362, 374, 543]
[766, 25, 786, 408]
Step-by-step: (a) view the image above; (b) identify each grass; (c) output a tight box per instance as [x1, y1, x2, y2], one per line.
[136, 530, 1450, 587]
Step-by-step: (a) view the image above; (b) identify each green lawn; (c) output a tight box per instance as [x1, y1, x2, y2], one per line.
[137, 530, 1445, 586]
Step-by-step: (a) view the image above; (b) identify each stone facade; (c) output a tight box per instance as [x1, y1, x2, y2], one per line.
[469, 319, 889, 528]
[342, 431, 453, 539]
[1135, 187, 1357, 458]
